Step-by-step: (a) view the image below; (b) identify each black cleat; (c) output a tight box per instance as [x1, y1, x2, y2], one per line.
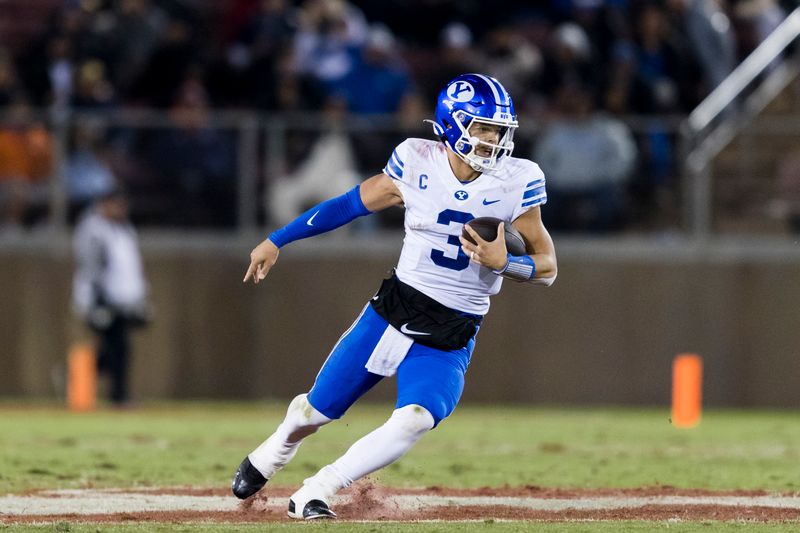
[288, 498, 337, 520]
[231, 457, 267, 499]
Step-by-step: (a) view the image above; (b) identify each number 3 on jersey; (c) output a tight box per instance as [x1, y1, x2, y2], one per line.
[430, 209, 474, 271]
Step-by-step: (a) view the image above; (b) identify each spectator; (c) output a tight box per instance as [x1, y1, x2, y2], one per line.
[72, 186, 150, 406]
[422, 22, 484, 103]
[71, 60, 117, 109]
[4, 0, 766, 117]
[1, 0, 774, 235]
[329, 24, 424, 181]
[733, 0, 787, 71]
[290, 0, 368, 109]
[534, 84, 637, 232]
[227, 0, 297, 109]
[569, 0, 625, 76]
[666, 0, 738, 91]
[538, 23, 598, 100]
[0, 49, 22, 107]
[109, 0, 168, 94]
[131, 19, 196, 107]
[329, 24, 419, 116]
[145, 75, 237, 226]
[482, 25, 543, 116]
[611, 3, 699, 114]
[65, 120, 117, 215]
[47, 35, 75, 110]
[629, 3, 704, 226]
[0, 95, 53, 229]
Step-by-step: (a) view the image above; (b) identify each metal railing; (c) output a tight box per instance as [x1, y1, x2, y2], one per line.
[2, 109, 689, 236]
[680, 7, 800, 237]
[687, 8, 800, 135]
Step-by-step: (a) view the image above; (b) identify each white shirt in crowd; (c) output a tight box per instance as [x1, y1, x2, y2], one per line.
[72, 208, 148, 319]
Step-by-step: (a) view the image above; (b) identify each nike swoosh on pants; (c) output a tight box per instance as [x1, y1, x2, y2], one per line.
[400, 323, 431, 336]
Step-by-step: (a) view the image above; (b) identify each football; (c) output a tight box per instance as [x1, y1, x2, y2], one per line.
[462, 217, 527, 256]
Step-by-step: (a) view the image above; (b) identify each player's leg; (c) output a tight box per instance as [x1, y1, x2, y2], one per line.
[287, 338, 474, 519]
[232, 305, 387, 500]
[231, 392, 331, 499]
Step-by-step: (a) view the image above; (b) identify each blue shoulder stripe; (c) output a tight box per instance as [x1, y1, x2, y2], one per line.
[383, 163, 402, 180]
[388, 156, 403, 177]
[521, 193, 547, 207]
[391, 150, 405, 169]
[526, 178, 545, 188]
[523, 185, 546, 200]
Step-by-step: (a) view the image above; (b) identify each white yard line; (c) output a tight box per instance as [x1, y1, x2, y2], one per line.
[2, 490, 800, 516]
[391, 495, 800, 511]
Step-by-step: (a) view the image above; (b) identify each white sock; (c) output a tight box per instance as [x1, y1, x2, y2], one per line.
[248, 394, 331, 479]
[295, 404, 434, 503]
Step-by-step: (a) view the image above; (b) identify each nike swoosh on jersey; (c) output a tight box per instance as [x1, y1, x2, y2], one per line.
[400, 323, 431, 336]
[482, 199, 500, 205]
[307, 211, 319, 226]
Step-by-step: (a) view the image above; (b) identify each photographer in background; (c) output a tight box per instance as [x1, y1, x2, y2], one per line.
[72, 186, 150, 406]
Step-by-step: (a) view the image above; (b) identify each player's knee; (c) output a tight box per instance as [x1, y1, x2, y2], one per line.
[284, 394, 331, 440]
[388, 404, 435, 439]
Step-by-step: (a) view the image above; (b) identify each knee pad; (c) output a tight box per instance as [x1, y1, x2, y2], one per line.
[284, 394, 331, 441]
[387, 404, 435, 439]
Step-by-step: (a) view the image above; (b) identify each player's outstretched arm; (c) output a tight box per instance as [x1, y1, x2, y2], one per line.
[243, 238, 279, 284]
[242, 174, 402, 285]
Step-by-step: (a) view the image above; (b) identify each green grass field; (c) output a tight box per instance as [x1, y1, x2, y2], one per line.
[2, 401, 800, 531]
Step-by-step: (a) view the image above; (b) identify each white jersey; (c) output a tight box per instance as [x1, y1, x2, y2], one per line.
[383, 138, 547, 315]
[72, 209, 148, 317]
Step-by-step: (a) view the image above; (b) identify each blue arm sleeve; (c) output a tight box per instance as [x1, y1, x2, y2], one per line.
[268, 185, 371, 248]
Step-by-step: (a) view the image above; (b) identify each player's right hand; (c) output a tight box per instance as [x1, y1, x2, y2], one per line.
[243, 239, 280, 284]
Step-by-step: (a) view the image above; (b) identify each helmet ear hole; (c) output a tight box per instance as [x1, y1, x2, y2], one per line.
[439, 119, 452, 140]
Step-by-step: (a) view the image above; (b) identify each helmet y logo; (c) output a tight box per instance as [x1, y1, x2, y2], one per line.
[448, 81, 474, 102]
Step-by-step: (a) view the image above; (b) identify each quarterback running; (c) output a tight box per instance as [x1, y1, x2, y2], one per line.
[232, 73, 557, 519]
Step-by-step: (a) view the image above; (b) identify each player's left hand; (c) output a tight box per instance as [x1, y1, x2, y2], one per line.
[459, 222, 508, 271]
[243, 238, 280, 284]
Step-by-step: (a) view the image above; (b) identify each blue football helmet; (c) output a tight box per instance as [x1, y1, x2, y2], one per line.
[429, 73, 518, 172]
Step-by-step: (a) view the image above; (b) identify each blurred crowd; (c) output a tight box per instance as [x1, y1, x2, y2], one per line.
[0, 0, 796, 233]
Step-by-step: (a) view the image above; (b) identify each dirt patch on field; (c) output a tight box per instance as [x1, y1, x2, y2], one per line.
[3, 484, 800, 524]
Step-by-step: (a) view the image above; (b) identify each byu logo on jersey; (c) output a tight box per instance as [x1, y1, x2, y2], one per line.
[447, 81, 474, 103]
[454, 190, 469, 201]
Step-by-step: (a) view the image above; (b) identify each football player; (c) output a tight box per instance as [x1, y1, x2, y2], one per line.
[232, 73, 557, 519]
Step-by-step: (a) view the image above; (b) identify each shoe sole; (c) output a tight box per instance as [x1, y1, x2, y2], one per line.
[287, 511, 336, 520]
